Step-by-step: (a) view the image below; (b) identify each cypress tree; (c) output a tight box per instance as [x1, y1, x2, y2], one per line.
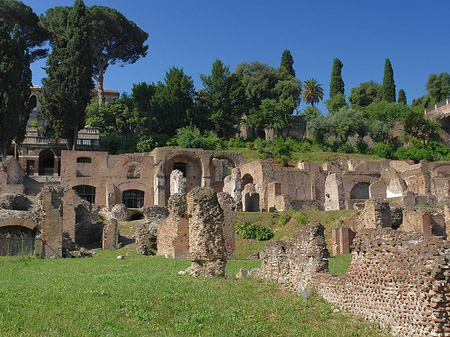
[397, 89, 407, 104]
[280, 50, 295, 77]
[41, 0, 93, 149]
[0, 20, 31, 158]
[382, 58, 396, 102]
[329, 58, 344, 98]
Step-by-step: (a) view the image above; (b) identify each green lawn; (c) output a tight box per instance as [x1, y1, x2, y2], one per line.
[0, 250, 388, 337]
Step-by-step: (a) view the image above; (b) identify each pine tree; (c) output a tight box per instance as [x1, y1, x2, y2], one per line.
[397, 89, 407, 104]
[279, 50, 295, 77]
[0, 20, 31, 158]
[382, 58, 396, 102]
[41, 0, 93, 149]
[329, 58, 344, 98]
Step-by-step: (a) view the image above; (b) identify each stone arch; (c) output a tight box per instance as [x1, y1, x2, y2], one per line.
[163, 154, 202, 202]
[38, 149, 56, 176]
[242, 173, 254, 187]
[0, 218, 37, 231]
[30, 95, 38, 110]
[350, 182, 371, 199]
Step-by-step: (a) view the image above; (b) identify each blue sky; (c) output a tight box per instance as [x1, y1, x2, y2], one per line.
[21, 0, 450, 112]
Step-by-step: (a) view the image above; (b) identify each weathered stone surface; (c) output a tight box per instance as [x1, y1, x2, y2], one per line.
[102, 218, 119, 250]
[135, 205, 169, 254]
[170, 169, 186, 195]
[40, 187, 64, 258]
[358, 199, 391, 230]
[0, 193, 32, 211]
[223, 167, 242, 211]
[217, 192, 235, 259]
[156, 193, 189, 258]
[260, 222, 329, 293]
[111, 204, 128, 221]
[331, 226, 355, 255]
[324, 174, 345, 211]
[185, 187, 226, 277]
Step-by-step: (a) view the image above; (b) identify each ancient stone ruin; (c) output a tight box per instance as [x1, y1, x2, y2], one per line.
[184, 187, 227, 277]
[157, 186, 234, 271]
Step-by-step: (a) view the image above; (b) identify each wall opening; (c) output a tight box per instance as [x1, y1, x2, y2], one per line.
[73, 185, 96, 204]
[122, 189, 145, 208]
[38, 150, 54, 176]
[350, 182, 370, 199]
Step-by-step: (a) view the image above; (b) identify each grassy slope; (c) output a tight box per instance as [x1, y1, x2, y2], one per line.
[0, 251, 388, 337]
[234, 210, 359, 260]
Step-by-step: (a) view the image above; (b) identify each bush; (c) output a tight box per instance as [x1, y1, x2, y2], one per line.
[278, 210, 296, 226]
[371, 143, 393, 159]
[203, 131, 224, 150]
[295, 212, 308, 226]
[235, 221, 274, 240]
[175, 126, 205, 148]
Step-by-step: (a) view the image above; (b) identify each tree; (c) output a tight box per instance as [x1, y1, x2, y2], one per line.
[349, 81, 382, 109]
[199, 59, 246, 138]
[329, 58, 344, 98]
[0, 0, 48, 61]
[0, 20, 31, 158]
[404, 108, 440, 145]
[426, 72, 450, 103]
[382, 59, 396, 102]
[325, 92, 347, 114]
[279, 50, 295, 77]
[148, 67, 196, 136]
[41, 0, 93, 149]
[88, 6, 148, 105]
[301, 78, 324, 106]
[397, 89, 406, 104]
[329, 107, 367, 143]
[42, 5, 148, 106]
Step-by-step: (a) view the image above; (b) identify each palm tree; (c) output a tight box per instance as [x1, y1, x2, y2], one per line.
[301, 78, 324, 106]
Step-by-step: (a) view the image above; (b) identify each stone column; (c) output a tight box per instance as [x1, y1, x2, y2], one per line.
[41, 188, 63, 258]
[185, 187, 226, 277]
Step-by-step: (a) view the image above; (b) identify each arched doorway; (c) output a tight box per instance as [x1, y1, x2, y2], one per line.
[122, 189, 145, 208]
[242, 173, 254, 187]
[73, 185, 96, 204]
[350, 182, 370, 199]
[38, 150, 55, 176]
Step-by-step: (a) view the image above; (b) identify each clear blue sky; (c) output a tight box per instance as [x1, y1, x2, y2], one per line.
[22, 0, 450, 112]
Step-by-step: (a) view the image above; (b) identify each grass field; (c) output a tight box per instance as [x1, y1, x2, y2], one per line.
[0, 249, 388, 337]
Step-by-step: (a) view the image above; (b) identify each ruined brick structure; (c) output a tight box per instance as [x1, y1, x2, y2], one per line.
[252, 224, 450, 337]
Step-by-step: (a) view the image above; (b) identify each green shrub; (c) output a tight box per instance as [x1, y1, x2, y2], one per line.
[235, 220, 274, 240]
[175, 126, 205, 148]
[371, 143, 393, 159]
[278, 210, 296, 226]
[295, 212, 308, 226]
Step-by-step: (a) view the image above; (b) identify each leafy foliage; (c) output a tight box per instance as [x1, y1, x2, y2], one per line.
[397, 89, 407, 104]
[279, 49, 295, 77]
[349, 81, 382, 109]
[235, 220, 274, 240]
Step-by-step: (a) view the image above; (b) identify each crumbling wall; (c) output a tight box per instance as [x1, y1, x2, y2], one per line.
[341, 229, 450, 337]
[358, 199, 391, 230]
[40, 187, 63, 258]
[102, 218, 118, 250]
[156, 193, 189, 258]
[324, 174, 345, 211]
[185, 187, 227, 277]
[217, 192, 235, 259]
[260, 222, 329, 293]
[223, 167, 242, 211]
[135, 205, 168, 255]
[331, 226, 355, 255]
